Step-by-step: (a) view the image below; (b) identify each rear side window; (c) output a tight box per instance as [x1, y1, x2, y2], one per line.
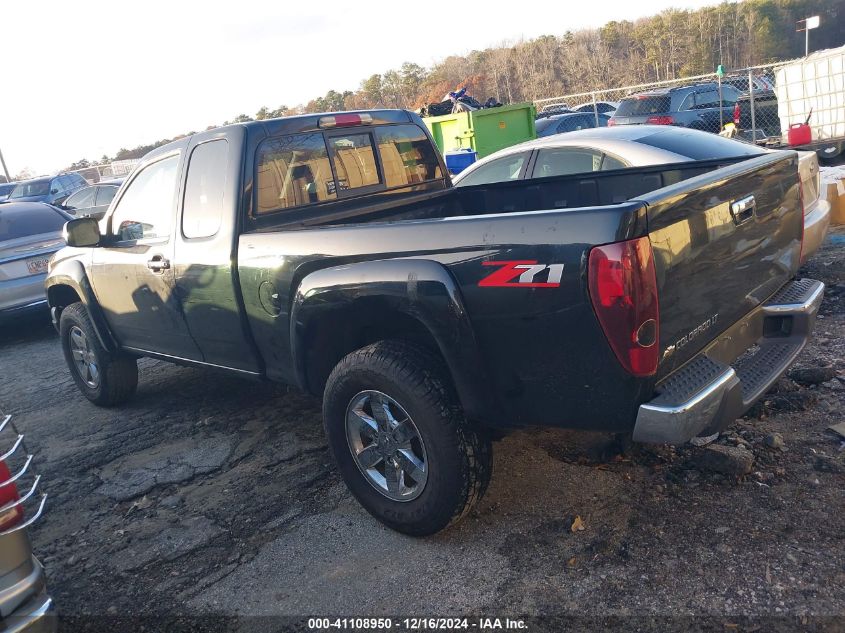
[0, 206, 66, 240]
[64, 187, 95, 211]
[95, 185, 118, 206]
[182, 140, 228, 239]
[375, 125, 442, 188]
[636, 130, 765, 160]
[329, 133, 379, 191]
[615, 95, 671, 116]
[533, 148, 604, 178]
[256, 133, 336, 215]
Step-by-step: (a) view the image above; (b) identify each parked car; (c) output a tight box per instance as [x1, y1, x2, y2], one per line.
[47, 110, 822, 536]
[453, 126, 829, 262]
[609, 82, 742, 133]
[0, 182, 18, 202]
[0, 414, 54, 632]
[723, 74, 775, 93]
[536, 103, 572, 119]
[61, 179, 123, 220]
[574, 101, 619, 116]
[535, 112, 611, 137]
[7, 173, 87, 207]
[0, 202, 68, 319]
[732, 90, 781, 141]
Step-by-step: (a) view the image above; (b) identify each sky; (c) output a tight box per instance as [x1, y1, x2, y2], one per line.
[0, 0, 722, 177]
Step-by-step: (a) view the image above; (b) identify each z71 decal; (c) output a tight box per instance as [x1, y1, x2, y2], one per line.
[478, 260, 565, 288]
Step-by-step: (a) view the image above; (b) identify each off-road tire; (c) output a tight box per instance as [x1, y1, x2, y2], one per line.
[323, 340, 492, 536]
[60, 302, 138, 406]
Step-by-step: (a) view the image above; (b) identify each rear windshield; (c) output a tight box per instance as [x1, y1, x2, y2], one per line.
[615, 95, 671, 117]
[535, 118, 558, 135]
[636, 130, 766, 160]
[10, 180, 50, 198]
[0, 206, 66, 240]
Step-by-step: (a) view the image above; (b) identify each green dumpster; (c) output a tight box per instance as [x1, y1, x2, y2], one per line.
[422, 103, 537, 159]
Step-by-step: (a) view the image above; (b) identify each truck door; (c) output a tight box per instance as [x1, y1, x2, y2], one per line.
[172, 129, 262, 374]
[91, 150, 202, 360]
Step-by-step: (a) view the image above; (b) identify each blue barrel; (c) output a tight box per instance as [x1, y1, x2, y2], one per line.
[444, 149, 478, 174]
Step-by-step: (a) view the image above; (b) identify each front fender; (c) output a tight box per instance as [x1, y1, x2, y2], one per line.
[45, 258, 117, 353]
[290, 259, 494, 423]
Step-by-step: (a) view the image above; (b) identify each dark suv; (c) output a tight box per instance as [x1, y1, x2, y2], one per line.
[7, 173, 88, 206]
[609, 83, 741, 134]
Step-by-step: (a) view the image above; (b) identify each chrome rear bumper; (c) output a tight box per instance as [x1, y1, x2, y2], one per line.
[633, 278, 825, 444]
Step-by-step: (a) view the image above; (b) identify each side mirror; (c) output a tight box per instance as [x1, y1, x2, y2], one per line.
[51, 188, 59, 195]
[63, 217, 101, 248]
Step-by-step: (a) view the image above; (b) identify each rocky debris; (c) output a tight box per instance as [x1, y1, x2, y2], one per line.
[112, 515, 223, 572]
[789, 365, 838, 386]
[96, 436, 235, 501]
[764, 433, 785, 450]
[695, 444, 754, 476]
[814, 455, 845, 475]
[758, 391, 816, 414]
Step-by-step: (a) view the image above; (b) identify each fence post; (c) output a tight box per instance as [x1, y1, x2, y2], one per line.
[748, 69, 757, 144]
[717, 74, 723, 131]
[591, 92, 599, 127]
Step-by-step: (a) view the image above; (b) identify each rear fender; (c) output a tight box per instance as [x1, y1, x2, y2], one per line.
[290, 259, 493, 422]
[45, 259, 117, 353]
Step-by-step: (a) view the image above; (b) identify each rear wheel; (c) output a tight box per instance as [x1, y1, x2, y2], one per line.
[60, 303, 138, 406]
[323, 340, 492, 536]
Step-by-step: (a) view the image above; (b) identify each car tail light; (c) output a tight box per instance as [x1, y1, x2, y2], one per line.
[588, 237, 660, 377]
[646, 116, 674, 125]
[318, 113, 373, 128]
[607, 119, 617, 127]
[733, 103, 741, 126]
[0, 459, 23, 531]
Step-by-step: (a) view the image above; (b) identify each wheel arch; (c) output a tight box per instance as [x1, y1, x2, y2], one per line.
[290, 259, 494, 422]
[45, 259, 118, 353]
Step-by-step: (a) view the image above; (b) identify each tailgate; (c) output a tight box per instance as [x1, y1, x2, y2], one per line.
[638, 152, 803, 379]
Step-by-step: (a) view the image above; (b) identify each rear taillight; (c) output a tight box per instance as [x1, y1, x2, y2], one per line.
[0, 460, 23, 531]
[733, 103, 741, 126]
[646, 116, 674, 125]
[588, 237, 660, 377]
[607, 119, 617, 127]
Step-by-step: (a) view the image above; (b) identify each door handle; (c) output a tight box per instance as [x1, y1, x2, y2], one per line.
[146, 256, 170, 272]
[730, 195, 756, 225]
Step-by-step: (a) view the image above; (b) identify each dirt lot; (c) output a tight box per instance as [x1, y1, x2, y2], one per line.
[1, 229, 843, 633]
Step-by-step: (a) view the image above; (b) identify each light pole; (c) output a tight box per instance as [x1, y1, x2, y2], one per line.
[798, 15, 820, 57]
[0, 146, 9, 183]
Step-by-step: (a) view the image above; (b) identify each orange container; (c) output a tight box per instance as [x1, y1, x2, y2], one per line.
[788, 123, 812, 146]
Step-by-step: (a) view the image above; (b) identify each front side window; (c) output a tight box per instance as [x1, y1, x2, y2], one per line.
[375, 125, 442, 188]
[329, 133, 379, 191]
[255, 133, 336, 215]
[456, 154, 526, 187]
[110, 155, 179, 241]
[10, 180, 50, 198]
[182, 140, 228, 239]
[533, 148, 604, 178]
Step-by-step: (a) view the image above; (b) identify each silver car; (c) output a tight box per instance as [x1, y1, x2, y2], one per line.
[453, 126, 830, 262]
[0, 414, 53, 632]
[0, 203, 68, 318]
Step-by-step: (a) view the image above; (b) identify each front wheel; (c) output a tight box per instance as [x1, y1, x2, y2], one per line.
[323, 340, 492, 536]
[60, 303, 138, 406]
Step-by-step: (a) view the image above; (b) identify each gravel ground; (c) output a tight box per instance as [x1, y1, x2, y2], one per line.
[0, 228, 843, 633]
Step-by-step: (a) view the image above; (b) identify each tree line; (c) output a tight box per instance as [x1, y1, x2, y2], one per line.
[61, 0, 843, 173]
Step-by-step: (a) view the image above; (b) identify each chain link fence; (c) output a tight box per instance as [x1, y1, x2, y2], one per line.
[534, 47, 845, 158]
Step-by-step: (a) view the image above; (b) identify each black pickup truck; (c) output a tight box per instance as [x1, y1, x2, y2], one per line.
[45, 110, 823, 535]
